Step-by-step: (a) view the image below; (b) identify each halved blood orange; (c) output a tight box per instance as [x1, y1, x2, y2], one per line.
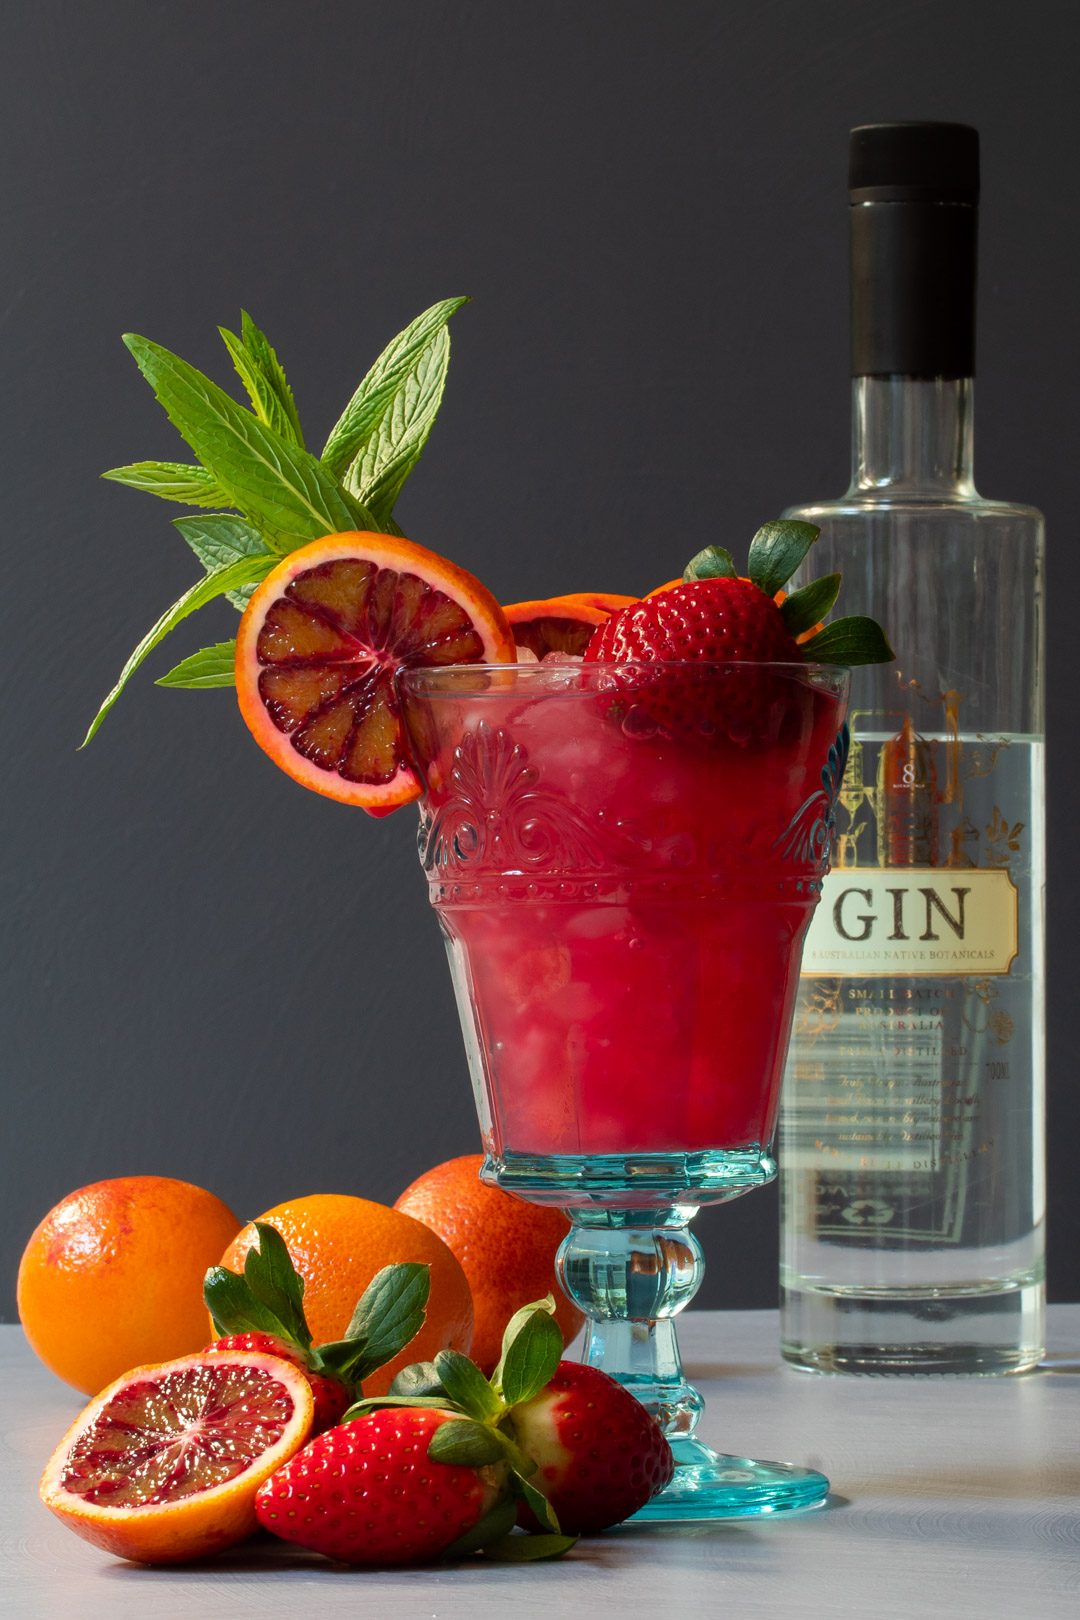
[504, 595, 626, 659]
[235, 532, 515, 813]
[40, 1351, 314, 1565]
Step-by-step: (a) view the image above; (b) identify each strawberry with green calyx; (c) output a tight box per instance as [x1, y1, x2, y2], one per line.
[254, 1407, 514, 1567]
[255, 1301, 581, 1566]
[584, 520, 892, 744]
[202, 1222, 429, 1434]
[338, 1298, 672, 1549]
[587, 519, 893, 669]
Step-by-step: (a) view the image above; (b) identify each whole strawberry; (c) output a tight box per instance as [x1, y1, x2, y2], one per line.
[586, 525, 891, 743]
[508, 1361, 674, 1534]
[297, 1298, 672, 1556]
[204, 1331, 351, 1434]
[255, 1408, 506, 1565]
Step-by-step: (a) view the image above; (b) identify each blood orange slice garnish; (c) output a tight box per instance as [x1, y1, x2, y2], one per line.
[40, 1351, 314, 1565]
[235, 531, 515, 813]
[504, 594, 633, 659]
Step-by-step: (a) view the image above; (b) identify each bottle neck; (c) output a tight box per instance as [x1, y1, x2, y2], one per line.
[849, 376, 975, 497]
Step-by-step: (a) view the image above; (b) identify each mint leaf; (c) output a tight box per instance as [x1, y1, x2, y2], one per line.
[747, 520, 820, 596]
[203, 1265, 288, 1338]
[779, 572, 841, 637]
[220, 319, 305, 449]
[321, 297, 467, 477]
[156, 641, 237, 689]
[800, 615, 895, 666]
[343, 326, 451, 521]
[427, 1419, 507, 1468]
[80, 552, 277, 745]
[242, 1222, 312, 1349]
[480, 1533, 577, 1563]
[513, 1472, 560, 1534]
[242, 312, 305, 447]
[388, 1360, 447, 1399]
[102, 462, 231, 507]
[122, 334, 374, 546]
[443, 1499, 518, 1559]
[173, 514, 274, 608]
[683, 545, 737, 582]
[433, 1350, 504, 1422]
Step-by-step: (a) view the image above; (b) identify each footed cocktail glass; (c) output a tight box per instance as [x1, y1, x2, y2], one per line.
[401, 659, 849, 1520]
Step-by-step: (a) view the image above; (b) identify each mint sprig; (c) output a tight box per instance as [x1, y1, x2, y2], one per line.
[87, 298, 468, 738]
[102, 462, 231, 507]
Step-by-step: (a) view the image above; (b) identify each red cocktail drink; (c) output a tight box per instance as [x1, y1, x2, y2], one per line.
[406, 661, 847, 1183]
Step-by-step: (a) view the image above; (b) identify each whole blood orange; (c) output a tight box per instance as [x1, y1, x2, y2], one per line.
[217, 1195, 474, 1396]
[235, 530, 515, 813]
[18, 1177, 242, 1395]
[40, 1350, 313, 1564]
[394, 1155, 584, 1371]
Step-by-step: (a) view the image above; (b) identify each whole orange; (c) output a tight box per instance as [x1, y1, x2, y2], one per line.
[394, 1155, 584, 1371]
[217, 1195, 473, 1396]
[18, 1176, 242, 1394]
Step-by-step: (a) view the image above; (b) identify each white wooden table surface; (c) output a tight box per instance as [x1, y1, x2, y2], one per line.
[2, 1309, 1077, 1619]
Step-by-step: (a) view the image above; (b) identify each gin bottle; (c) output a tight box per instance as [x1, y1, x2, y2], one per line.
[778, 124, 1046, 1374]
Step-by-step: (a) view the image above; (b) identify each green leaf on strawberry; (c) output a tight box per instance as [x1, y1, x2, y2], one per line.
[442, 1499, 520, 1558]
[479, 1532, 579, 1563]
[204, 1265, 291, 1339]
[511, 1470, 561, 1534]
[241, 1221, 311, 1349]
[779, 571, 842, 636]
[318, 1260, 431, 1384]
[800, 614, 895, 665]
[492, 1297, 563, 1407]
[683, 544, 737, 582]
[434, 1348, 505, 1422]
[747, 519, 821, 596]
[388, 1359, 448, 1399]
[427, 1418, 510, 1468]
[203, 1224, 430, 1403]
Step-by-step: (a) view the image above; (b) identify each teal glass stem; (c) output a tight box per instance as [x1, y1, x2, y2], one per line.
[487, 1152, 830, 1519]
[557, 1206, 707, 1441]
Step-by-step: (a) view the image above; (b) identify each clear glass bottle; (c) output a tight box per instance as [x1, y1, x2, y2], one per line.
[778, 123, 1046, 1374]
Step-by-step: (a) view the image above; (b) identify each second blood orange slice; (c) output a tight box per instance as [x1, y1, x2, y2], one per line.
[235, 532, 515, 812]
[504, 593, 636, 659]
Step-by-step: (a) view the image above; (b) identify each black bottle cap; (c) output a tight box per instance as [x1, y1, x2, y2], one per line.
[849, 122, 979, 203]
[849, 123, 979, 378]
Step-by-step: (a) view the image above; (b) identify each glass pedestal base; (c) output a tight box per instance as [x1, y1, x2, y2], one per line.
[630, 1437, 829, 1522]
[481, 1153, 832, 1525]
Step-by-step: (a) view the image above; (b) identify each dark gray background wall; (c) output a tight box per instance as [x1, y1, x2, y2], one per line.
[5, 0, 1077, 1315]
